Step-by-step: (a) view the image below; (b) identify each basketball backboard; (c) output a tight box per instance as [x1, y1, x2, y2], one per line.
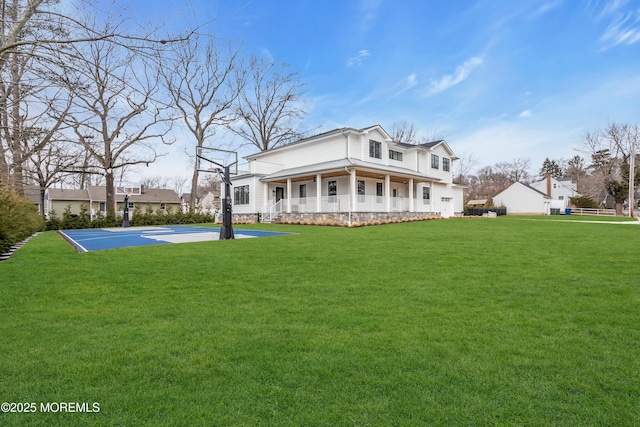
[115, 183, 141, 196]
[196, 147, 238, 175]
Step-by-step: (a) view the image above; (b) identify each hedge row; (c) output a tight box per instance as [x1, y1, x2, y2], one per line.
[0, 183, 45, 254]
[45, 204, 217, 231]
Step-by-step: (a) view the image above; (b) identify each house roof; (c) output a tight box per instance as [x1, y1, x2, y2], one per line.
[48, 188, 90, 201]
[258, 158, 442, 183]
[494, 182, 551, 199]
[394, 139, 459, 160]
[49, 186, 180, 203]
[23, 185, 43, 204]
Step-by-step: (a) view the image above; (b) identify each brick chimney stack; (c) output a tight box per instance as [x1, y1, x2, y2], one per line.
[546, 173, 551, 197]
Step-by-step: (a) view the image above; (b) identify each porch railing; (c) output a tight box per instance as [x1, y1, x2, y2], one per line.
[262, 199, 286, 222]
[272, 195, 433, 213]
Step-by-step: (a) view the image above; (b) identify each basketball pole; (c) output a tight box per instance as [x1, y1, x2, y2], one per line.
[219, 165, 235, 240]
[123, 193, 130, 228]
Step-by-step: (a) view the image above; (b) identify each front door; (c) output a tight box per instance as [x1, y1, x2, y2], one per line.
[275, 187, 285, 202]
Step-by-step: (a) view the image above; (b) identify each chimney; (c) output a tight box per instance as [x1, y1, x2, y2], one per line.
[546, 173, 551, 197]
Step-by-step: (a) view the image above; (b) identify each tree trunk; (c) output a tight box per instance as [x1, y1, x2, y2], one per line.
[9, 49, 24, 195]
[105, 172, 116, 217]
[615, 201, 624, 216]
[189, 169, 198, 212]
[39, 187, 46, 217]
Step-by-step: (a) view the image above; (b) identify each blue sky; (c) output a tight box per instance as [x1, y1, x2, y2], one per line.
[133, 0, 640, 180]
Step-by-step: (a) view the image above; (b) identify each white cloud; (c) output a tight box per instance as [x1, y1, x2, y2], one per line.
[422, 56, 484, 97]
[355, 73, 419, 106]
[536, 0, 564, 15]
[347, 50, 371, 67]
[595, 0, 640, 48]
[520, 110, 532, 117]
[359, 0, 383, 32]
[407, 72, 418, 87]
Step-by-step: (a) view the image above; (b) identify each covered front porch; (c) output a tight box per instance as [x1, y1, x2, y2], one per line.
[260, 165, 452, 221]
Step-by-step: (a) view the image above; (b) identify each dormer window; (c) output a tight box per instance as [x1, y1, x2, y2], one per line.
[369, 139, 382, 159]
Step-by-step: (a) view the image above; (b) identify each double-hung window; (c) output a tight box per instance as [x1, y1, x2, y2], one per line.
[443, 158, 450, 172]
[389, 149, 403, 161]
[431, 154, 439, 169]
[299, 184, 307, 204]
[234, 185, 250, 205]
[369, 139, 382, 159]
[357, 180, 366, 203]
[423, 187, 430, 204]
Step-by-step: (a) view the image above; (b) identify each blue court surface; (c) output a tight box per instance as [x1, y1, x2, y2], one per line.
[58, 225, 293, 253]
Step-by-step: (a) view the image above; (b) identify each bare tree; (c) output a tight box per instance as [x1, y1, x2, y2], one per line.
[229, 55, 306, 152]
[169, 175, 187, 196]
[0, 0, 195, 193]
[452, 151, 479, 184]
[0, 35, 73, 194]
[0, 0, 193, 69]
[465, 158, 532, 201]
[390, 120, 418, 144]
[160, 35, 243, 211]
[140, 175, 169, 190]
[389, 120, 446, 145]
[63, 23, 172, 217]
[24, 139, 79, 216]
[582, 123, 640, 213]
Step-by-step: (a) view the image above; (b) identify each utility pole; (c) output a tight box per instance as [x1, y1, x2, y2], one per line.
[630, 138, 635, 218]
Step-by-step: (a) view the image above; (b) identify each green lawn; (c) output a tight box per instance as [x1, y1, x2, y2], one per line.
[1, 217, 639, 426]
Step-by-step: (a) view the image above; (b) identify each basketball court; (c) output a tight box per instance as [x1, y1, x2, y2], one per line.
[58, 225, 293, 253]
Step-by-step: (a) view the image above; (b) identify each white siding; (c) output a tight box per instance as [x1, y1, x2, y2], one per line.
[493, 182, 549, 214]
[253, 136, 347, 169]
[231, 175, 266, 214]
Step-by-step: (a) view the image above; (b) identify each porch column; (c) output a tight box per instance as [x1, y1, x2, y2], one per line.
[409, 178, 414, 212]
[385, 174, 391, 212]
[350, 169, 357, 212]
[316, 173, 322, 212]
[286, 178, 292, 213]
[263, 183, 269, 211]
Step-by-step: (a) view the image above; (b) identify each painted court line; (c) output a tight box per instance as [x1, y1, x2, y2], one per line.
[57, 230, 90, 253]
[58, 225, 294, 252]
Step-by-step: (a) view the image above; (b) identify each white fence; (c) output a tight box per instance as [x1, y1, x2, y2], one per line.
[568, 208, 617, 216]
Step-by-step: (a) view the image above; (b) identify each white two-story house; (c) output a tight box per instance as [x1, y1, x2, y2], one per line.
[529, 175, 578, 210]
[229, 124, 464, 225]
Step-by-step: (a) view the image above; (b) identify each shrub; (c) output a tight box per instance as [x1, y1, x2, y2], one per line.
[0, 183, 45, 253]
[570, 196, 601, 209]
[46, 210, 61, 230]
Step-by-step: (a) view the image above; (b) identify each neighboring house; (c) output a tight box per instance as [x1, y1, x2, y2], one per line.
[230, 124, 465, 225]
[23, 185, 45, 216]
[493, 182, 551, 215]
[47, 186, 181, 219]
[180, 193, 198, 213]
[181, 191, 220, 214]
[529, 175, 578, 209]
[47, 188, 91, 217]
[199, 192, 220, 214]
